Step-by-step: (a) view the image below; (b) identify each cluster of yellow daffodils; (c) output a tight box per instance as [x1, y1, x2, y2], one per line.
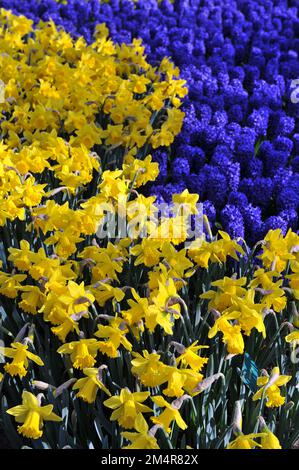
[198, 229, 299, 356]
[0, 9, 186, 234]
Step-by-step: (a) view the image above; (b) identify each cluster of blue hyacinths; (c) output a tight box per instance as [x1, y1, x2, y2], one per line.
[2, 0, 299, 244]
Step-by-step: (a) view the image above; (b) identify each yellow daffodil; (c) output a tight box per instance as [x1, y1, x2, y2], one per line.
[258, 418, 281, 449]
[208, 314, 245, 355]
[6, 391, 61, 440]
[122, 413, 159, 449]
[57, 339, 101, 369]
[259, 229, 294, 273]
[227, 433, 266, 449]
[94, 317, 132, 358]
[188, 231, 244, 269]
[104, 388, 152, 429]
[151, 396, 187, 433]
[131, 351, 170, 387]
[0, 342, 44, 378]
[0, 272, 27, 298]
[175, 341, 209, 372]
[73, 367, 111, 403]
[201, 276, 247, 313]
[253, 367, 292, 408]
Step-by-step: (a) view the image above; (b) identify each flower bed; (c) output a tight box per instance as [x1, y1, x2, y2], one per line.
[0, 3, 298, 451]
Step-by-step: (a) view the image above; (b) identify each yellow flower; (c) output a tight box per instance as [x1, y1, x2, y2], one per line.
[6, 391, 61, 440]
[73, 367, 111, 403]
[51, 316, 81, 343]
[189, 231, 244, 268]
[227, 433, 266, 449]
[151, 396, 187, 433]
[122, 288, 148, 328]
[162, 369, 188, 398]
[0, 272, 27, 298]
[175, 341, 209, 372]
[201, 276, 247, 313]
[18, 285, 45, 315]
[224, 290, 266, 339]
[8, 240, 33, 271]
[162, 367, 203, 398]
[160, 243, 194, 280]
[259, 229, 294, 273]
[259, 420, 281, 449]
[151, 215, 189, 245]
[287, 261, 299, 300]
[172, 189, 199, 215]
[122, 413, 159, 449]
[260, 429, 281, 449]
[0, 342, 44, 378]
[57, 339, 100, 369]
[123, 155, 159, 188]
[250, 269, 286, 312]
[250, 268, 280, 290]
[208, 314, 245, 355]
[130, 239, 162, 267]
[94, 317, 132, 358]
[90, 282, 125, 307]
[131, 351, 169, 387]
[285, 330, 299, 347]
[104, 388, 152, 429]
[253, 367, 292, 408]
[145, 278, 181, 335]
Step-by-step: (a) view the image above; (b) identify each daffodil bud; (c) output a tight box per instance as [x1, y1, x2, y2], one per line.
[169, 341, 186, 354]
[171, 394, 190, 410]
[291, 302, 299, 328]
[258, 416, 267, 431]
[284, 401, 294, 411]
[232, 400, 243, 435]
[54, 378, 77, 398]
[32, 380, 52, 391]
[148, 424, 161, 437]
[203, 214, 213, 241]
[14, 323, 30, 343]
[193, 373, 224, 393]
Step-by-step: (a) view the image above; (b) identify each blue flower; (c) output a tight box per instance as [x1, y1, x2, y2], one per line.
[263, 216, 288, 236]
[221, 205, 244, 239]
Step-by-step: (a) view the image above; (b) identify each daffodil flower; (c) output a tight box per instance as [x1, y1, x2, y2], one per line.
[73, 367, 111, 403]
[285, 330, 299, 347]
[57, 339, 101, 369]
[151, 395, 188, 433]
[253, 367, 292, 407]
[94, 317, 132, 358]
[0, 342, 44, 378]
[258, 417, 281, 449]
[131, 351, 170, 387]
[227, 432, 267, 449]
[174, 341, 209, 372]
[122, 413, 159, 449]
[6, 391, 61, 440]
[104, 388, 152, 429]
